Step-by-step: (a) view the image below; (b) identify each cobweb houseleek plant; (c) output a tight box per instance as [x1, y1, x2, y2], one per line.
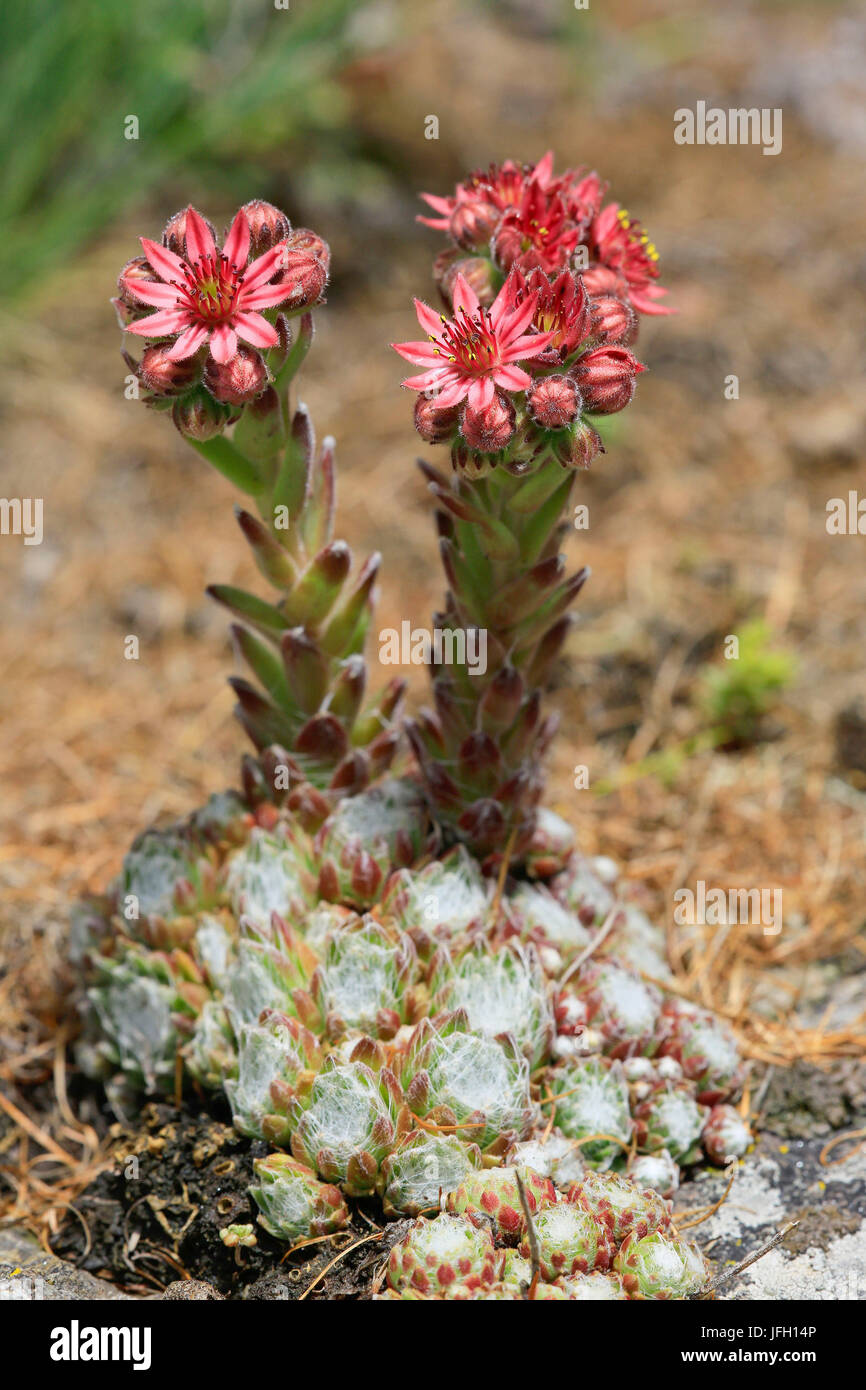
[68, 160, 747, 1301]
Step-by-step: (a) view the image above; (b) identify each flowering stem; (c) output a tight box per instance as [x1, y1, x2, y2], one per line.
[188, 435, 264, 496]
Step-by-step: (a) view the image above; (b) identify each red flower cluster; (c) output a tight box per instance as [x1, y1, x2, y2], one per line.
[420, 152, 672, 319]
[114, 200, 329, 438]
[396, 154, 661, 472]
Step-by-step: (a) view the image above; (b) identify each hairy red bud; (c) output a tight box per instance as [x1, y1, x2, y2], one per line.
[581, 263, 628, 300]
[590, 294, 636, 346]
[162, 207, 217, 259]
[204, 345, 269, 405]
[449, 197, 501, 251]
[240, 199, 291, 258]
[572, 346, 645, 414]
[172, 389, 226, 440]
[414, 395, 461, 443]
[528, 374, 581, 429]
[116, 256, 158, 309]
[461, 392, 516, 453]
[139, 344, 201, 397]
[433, 251, 498, 308]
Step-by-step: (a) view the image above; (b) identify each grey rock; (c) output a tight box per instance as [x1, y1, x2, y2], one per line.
[0, 1228, 132, 1301]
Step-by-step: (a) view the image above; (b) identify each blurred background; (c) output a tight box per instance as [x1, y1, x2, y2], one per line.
[1, 0, 864, 1050]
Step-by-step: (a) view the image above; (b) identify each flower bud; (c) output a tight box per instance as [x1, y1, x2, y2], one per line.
[590, 294, 636, 346]
[172, 388, 226, 440]
[562, 420, 604, 469]
[567, 172, 608, 225]
[139, 344, 201, 397]
[528, 374, 581, 429]
[285, 228, 331, 274]
[116, 256, 158, 309]
[581, 263, 627, 300]
[449, 197, 500, 251]
[204, 345, 268, 405]
[460, 392, 516, 453]
[269, 230, 329, 310]
[163, 207, 217, 259]
[240, 199, 291, 258]
[414, 394, 460, 443]
[433, 251, 498, 308]
[490, 215, 524, 273]
[571, 346, 645, 414]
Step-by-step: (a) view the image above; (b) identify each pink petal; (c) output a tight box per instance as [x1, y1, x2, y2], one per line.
[413, 298, 445, 338]
[140, 237, 186, 284]
[493, 364, 531, 392]
[121, 278, 180, 309]
[494, 288, 538, 338]
[222, 210, 251, 269]
[241, 280, 295, 311]
[502, 330, 555, 362]
[532, 150, 555, 188]
[419, 192, 455, 216]
[401, 367, 453, 391]
[243, 244, 287, 292]
[416, 214, 451, 230]
[452, 273, 480, 321]
[432, 377, 471, 409]
[391, 340, 445, 367]
[234, 311, 279, 349]
[629, 291, 675, 316]
[210, 324, 238, 364]
[125, 308, 193, 338]
[467, 377, 496, 412]
[166, 323, 209, 360]
[184, 206, 216, 265]
[594, 204, 620, 240]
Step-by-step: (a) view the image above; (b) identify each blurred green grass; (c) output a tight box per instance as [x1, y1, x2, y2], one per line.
[0, 0, 388, 301]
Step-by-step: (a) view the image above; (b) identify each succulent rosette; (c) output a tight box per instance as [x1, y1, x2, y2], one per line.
[546, 1056, 633, 1169]
[564, 958, 663, 1059]
[399, 1010, 533, 1154]
[249, 1154, 349, 1241]
[222, 912, 318, 1029]
[314, 778, 436, 909]
[626, 1148, 681, 1199]
[632, 1080, 706, 1164]
[658, 1000, 745, 1103]
[380, 1131, 484, 1218]
[117, 824, 222, 951]
[387, 1213, 498, 1295]
[380, 844, 492, 955]
[224, 825, 315, 931]
[445, 1164, 556, 1244]
[288, 1056, 409, 1195]
[566, 1169, 670, 1245]
[614, 1230, 708, 1300]
[296, 915, 422, 1041]
[519, 1200, 615, 1279]
[82, 948, 182, 1095]
[701, 1104, 752, 1165]
[428, 940, 555, 1068]
[224, 1009, 323, 1143]
[505, 880, 593, 964]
